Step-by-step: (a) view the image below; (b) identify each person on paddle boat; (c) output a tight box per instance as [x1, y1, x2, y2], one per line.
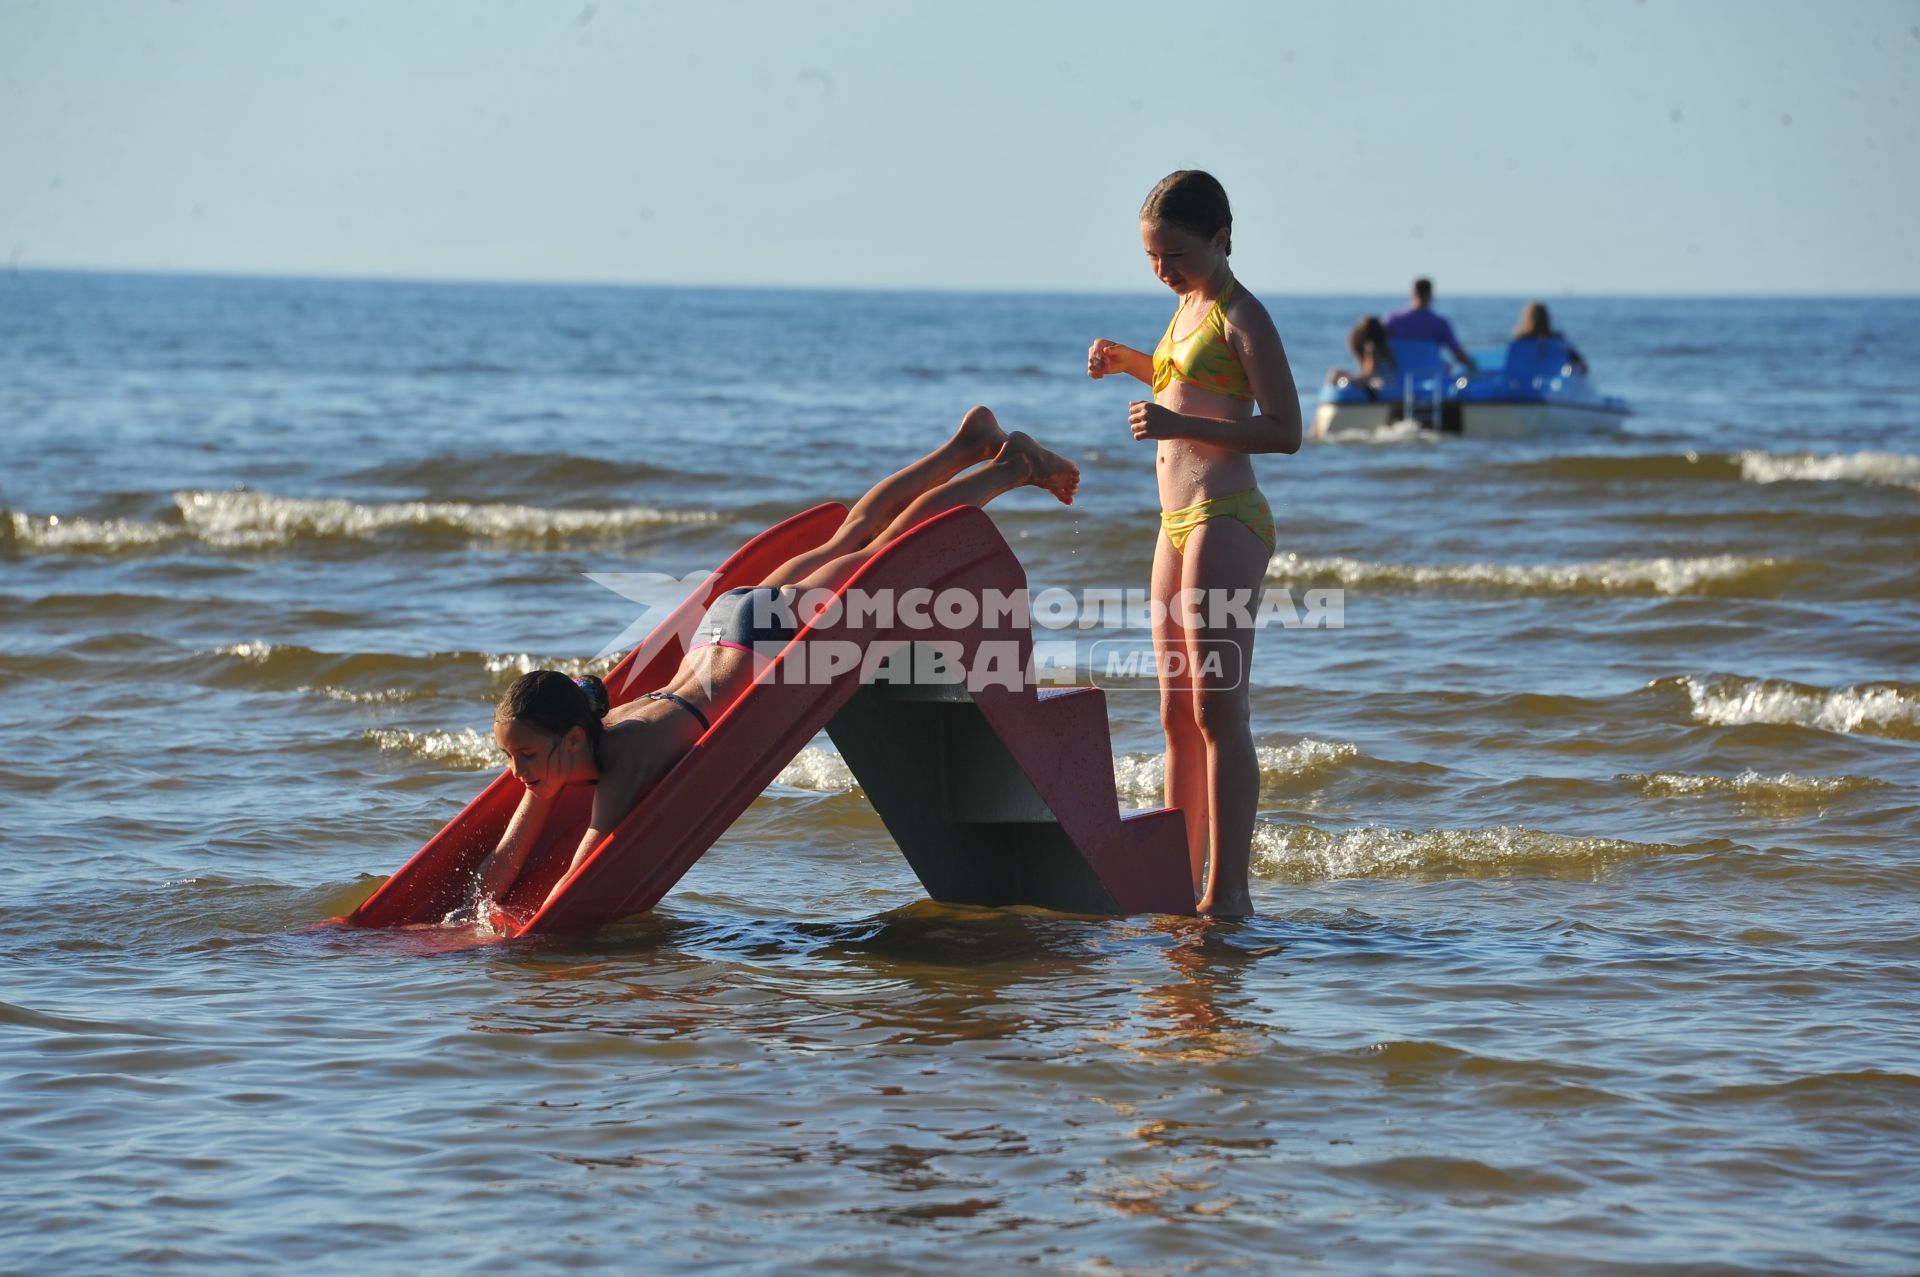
[1510, 300, 1588, 373]
[1383, 277, 1477, 374]
[477, 408, 1079, 915]
[1085, 169, 1303, 917]
[1327, 314, 1396, 393]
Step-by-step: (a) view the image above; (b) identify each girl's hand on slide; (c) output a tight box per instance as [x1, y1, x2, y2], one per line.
[1087, 338, 1120, 379]
[1129, 400, 1177, 441]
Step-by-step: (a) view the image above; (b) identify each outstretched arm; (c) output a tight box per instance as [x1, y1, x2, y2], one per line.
[540, 822, 608, 912]
[1444, 321, 1479, 374]
[476, 787, 555, 902]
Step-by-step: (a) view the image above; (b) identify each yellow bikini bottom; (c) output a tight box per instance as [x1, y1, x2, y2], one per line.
[1160, 487, 1276, 555]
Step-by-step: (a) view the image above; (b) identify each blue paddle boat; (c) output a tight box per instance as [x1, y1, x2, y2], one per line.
[1313, 337, 1630, 439]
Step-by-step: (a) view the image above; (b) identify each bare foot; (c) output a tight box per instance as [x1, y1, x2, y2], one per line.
[1195, 892, 1255, 919]
[998, 431, 1080, 505]
[953, 405, 1008, 464]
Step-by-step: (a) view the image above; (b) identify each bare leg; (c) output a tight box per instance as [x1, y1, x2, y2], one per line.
[759, 406, 1007, 586]
[1153, 530, 1211, 896]
[606, 430, 1080, 816]
[1179, 518, 1270, 918]
[868, 431, 1076, 543]
[748, 435, 1075, 610]
[783, 431, 1078, 598]
[650, 438, 1064, 703]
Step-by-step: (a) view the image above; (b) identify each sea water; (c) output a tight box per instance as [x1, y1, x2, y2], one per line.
[2, 271, 1916, 1274]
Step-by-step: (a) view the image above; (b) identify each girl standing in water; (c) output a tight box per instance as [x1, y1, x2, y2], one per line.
[1086, 170, 1302, 916]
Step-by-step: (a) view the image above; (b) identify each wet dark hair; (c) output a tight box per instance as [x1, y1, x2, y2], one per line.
[1413, 277, 1434, 304]
[496, 670, 607, 761]
[1349, 315, 1395, 370]
[1140, 170, 1232, 255]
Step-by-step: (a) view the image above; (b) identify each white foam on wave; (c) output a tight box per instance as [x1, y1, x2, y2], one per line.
[1113, 739, 1359, 802]
[1677, 674, 1920, 738]
[1252, 822, 1665, 880]
[771, 747, 861, 793]
[1268, 551, 1782, 596]
[207, 642, 423, 702]
[4, 511, 183, 551]
[483, 652, 622, 678]
[310, 685, 419, 704]
[174, 490, 718, 546]
[1624, 770, 1886, 802]
[5, 491, 719, 552]
[365, 727, 499, 769]
[1737, 449, 1920, 492]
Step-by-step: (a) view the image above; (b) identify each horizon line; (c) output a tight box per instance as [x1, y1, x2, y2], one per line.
[7, 261, 1919, 304]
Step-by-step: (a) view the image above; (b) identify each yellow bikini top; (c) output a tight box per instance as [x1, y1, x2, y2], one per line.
[1152, 276, 1255, 401]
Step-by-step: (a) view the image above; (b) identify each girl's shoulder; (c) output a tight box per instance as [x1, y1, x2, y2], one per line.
[1221, 281, 1277, 340]
[591, 720, 652, 810]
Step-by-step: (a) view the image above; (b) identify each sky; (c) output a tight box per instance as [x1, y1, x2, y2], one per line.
[2, 0, 1917, 295]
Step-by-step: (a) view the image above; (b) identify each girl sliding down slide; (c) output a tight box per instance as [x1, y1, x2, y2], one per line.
[477, 408, 1078, 916]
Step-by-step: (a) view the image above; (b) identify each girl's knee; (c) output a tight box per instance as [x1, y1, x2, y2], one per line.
[1159, 691, 1204, 740]
[1191, 688, 1250, 744]
[829, 512, 885, 554]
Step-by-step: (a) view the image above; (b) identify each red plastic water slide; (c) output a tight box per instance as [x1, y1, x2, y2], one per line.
[347, 503, 1196, 937]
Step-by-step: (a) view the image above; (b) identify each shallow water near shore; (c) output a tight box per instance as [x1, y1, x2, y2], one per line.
[2, 272, 1917, 1274]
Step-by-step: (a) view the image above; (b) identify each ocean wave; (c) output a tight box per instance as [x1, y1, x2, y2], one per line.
[1253, 822, 1685, 880]
[308, 686, 424, 705]
[1267, 551, 1800, 597]
[365, 727, 499, 769]
[175, 490, 718, 547]
[4, 490, 718, 554]
[345, 451, 695, 493]
[2, 511, 180, 552]
[1667, 674, 1920, 739]
[197, 643, 619, 698]
[1737, 449, 1920, 492]
[481, 652, 623, 678]
[201, 640, 454, 693]
[1498, 449, 1920, 493]
[771, 747, 860, 793]
[1520, 452, 1746, 483]
[1113, 739, 1358, 802]
[1623, 769, 1887, 806]
[209, 641, 440, 679]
